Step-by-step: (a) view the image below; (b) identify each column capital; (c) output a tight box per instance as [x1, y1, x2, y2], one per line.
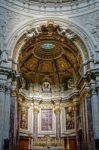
[73, 100, 79, 111]
[33, 107, 39, 113]
[73, 97, 79, 103]
[54, 107, 61, 113]
[91, 88, 97, 95]
[11, 80, 18, 96]
[11, 90, 17, 96]
[84, 90, 91, 97]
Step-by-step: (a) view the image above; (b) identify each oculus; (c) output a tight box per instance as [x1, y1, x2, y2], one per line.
[41, 43, 55, 50]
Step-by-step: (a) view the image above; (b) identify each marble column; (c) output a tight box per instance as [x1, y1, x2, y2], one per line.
[9, 81, 17, 150]
[16, 101, 21, 150]
[82, 96, 87, 150]
[9, 89, 16, 150]
[73, 98, 81, 150]
[0, 84, 10, 150]
[0, 78, 11, 150]
[54, 107, 61, 139]
[33, 106, 39, 139]
[0, 84, 6, 150]
[82, 92, 95, 150]
[91, 89, 99, 139]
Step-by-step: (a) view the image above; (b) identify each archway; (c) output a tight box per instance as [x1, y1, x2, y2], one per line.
[8, 19, 96, 150]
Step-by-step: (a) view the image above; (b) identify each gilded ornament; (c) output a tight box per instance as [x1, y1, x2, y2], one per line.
[33, 107, 39, 113]
[54, 107, 61, 113]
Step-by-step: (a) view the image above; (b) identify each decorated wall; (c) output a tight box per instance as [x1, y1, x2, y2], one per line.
[0, 0, 99, 150]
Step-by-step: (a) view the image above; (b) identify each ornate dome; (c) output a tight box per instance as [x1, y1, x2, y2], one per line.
[19, 21, 82, 85]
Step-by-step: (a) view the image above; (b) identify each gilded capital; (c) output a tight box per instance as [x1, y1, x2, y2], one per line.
[11, 89, 17, 97]
[54, 107, 61, 113]
[33, 107, 39, 113]
[84, 91, 91, 97]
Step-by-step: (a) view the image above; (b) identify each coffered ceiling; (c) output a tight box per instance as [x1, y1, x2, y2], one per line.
[19, 21, 82, 85]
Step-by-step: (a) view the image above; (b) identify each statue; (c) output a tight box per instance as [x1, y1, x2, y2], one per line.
[0, 49, 8, 64]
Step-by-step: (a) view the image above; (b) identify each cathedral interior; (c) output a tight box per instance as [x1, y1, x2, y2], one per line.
[0, 0, 99, 150]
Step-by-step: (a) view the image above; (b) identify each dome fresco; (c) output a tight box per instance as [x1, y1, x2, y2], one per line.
[19, 22, 82, 85]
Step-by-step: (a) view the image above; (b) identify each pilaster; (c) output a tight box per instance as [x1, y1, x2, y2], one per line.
[9, 81, 18, 150]
[54, 103, 61, 139]
[73, 97, 81, 150]
[0, 70, 11, 150]
[33, 103, 39, 139]
[82, 90, 95, 150]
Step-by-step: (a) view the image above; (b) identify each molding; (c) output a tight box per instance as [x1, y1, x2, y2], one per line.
[0, 0, 99, 17]
[6, 18, 96, 70]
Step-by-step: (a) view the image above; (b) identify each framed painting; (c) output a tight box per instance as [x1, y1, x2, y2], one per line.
[65, 107, 75, 130]
[41, 109, 52, 131]
[20, 107, 28, 130]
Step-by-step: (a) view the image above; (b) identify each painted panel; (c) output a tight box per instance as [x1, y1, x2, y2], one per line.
[20, 107, 28, 130]
[65, 107, 75, 130]
[41, 109, 52, 131]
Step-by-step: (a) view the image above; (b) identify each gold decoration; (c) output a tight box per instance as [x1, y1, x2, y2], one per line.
[84, 90, 91, 97]
[54, 108, 61, 113]
[11, 89, 17, 97]
[33, 107, 39, 113]
[19, 23, 80, 85]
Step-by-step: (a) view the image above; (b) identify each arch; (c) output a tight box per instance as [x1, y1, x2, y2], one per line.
[6, 17, 95, 71]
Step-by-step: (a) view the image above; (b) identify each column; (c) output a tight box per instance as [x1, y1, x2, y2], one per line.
[82, 95, 87, 150]
[0, 78, 11, 150]
[33, 107, 39, 139]
[0, 84, 5, 150]
[9, 81, 17, 150]
[54, 106, 61, 139]
[83, 92, 95, 150]
[73, 97, 82, 150]
[16, 100, 21, 150]
[91, 89, 99, 139]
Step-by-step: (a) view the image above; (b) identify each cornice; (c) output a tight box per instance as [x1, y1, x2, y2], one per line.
[19, 88, 79, 102]
[0, 0, 99, 17]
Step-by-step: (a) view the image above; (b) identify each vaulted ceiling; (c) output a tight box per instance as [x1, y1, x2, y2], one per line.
[19, 21, 82, 85]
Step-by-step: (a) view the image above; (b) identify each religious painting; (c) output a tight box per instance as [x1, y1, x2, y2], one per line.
[41, 109, 52, 131]
[42, 81, 51, 92]
[65, 107, 75, 130]
[20, 107, 28, 130]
